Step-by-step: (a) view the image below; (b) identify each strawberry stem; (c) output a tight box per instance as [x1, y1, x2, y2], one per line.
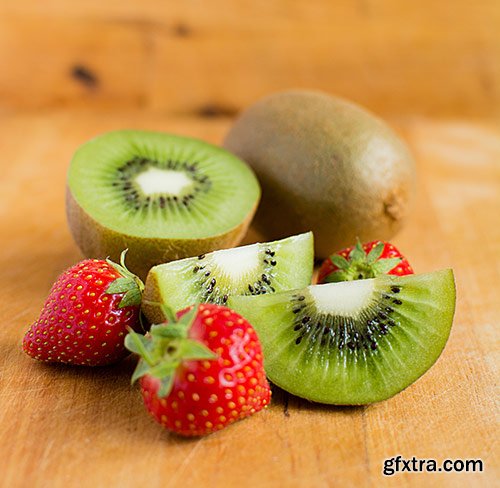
[125, 304, 217, 398]
[105, 249, 144, 308]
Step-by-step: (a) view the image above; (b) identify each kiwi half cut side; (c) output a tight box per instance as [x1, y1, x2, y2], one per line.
[228, 269, 456, 405]
[66, 130, 261, 278]
[143, 232, 314, 324]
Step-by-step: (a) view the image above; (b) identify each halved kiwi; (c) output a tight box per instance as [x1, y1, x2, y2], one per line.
[66, 130, 261, 278]
[142, 232, 314, 324]
[228, 269, 456, 404]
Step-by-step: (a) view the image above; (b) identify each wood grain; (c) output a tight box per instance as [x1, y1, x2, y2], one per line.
[0, 1, 499, 118]
[0, 111, 498, 487]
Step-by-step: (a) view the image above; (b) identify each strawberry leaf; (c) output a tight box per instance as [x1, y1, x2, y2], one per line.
[349, 239, 366, 262]
[131, 359, 153, 384]
[125, 330, 154, 365]
[178, 339, 217, 361]
[177, 305, 198, 329]
[323, 270, 349, 283]
[118, 287, 142, 308]
[372, 257, 401, 274]
[366, 242, 385, 264]
[150, 323, 188, 339]
[157, 375, 175, 398]
[330, 255, 350, 270]
[148, 362, 177, 379]
[106, 277, 135, 294]
[106, 250, 145, 304]
[160, 304, 177, 323]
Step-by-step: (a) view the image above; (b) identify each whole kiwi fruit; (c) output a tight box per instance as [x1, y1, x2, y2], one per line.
[223, 90, 416, 258]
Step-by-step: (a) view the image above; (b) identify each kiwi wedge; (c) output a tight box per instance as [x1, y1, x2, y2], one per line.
[228, 269, 456, 405]
[143, 232, 314, 324]
[66, 130, 260, 278]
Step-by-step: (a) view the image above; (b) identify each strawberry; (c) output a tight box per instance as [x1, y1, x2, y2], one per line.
[23, 251, 143, 366]
[317, 239, 414, 284]
[125, 303, 271, 437]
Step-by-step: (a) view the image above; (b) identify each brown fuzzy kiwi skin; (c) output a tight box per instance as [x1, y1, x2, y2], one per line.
[223, 90, 417, 258]
[66, 189, 256, 280]
[141, 272, 167, 325]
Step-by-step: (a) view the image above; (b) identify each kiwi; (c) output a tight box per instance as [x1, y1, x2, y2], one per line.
[142, 232, 314, 324]
[66, 130, 260, 278]
[224, 90, 417, 258]
[228, 269, 456, 404]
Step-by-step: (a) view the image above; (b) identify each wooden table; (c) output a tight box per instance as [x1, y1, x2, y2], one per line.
[0, 111, 498, 487]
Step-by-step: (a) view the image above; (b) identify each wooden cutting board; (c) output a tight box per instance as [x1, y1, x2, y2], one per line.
[0, 111, 498, 487]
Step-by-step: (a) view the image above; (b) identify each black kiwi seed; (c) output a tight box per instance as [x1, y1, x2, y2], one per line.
[391, 286, 401, 293]
[190, 241, 281, 304]
[287, 281, 408, 353]
[393, 298, 402, 305]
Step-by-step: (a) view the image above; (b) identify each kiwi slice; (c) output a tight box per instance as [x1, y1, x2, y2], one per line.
[228, 269, 456, 405]
[66, 130, 260, 278]
[143, 232, 314, 324]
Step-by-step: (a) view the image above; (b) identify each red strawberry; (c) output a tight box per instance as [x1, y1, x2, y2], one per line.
[125, 303, 271, 437]
[23, 251, 143, 366]
[317, 239, 414, 284]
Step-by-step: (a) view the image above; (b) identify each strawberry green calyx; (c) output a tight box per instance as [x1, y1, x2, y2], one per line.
[125, 305, 216, 398]
[324, 240, 401, 283]
[105, 250, 145, 308]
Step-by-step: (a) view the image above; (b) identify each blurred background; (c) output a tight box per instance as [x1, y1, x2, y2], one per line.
[1, 3, 499, 487]
[1, 1, 498, 119]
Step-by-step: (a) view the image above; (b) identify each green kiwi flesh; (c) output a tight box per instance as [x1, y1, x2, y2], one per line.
[143, 232, 314, 324]
[228, 269, 455, 404]
[67, 130, 260, 278]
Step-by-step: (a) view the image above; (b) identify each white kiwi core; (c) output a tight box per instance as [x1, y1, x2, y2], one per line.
[210, 245, 260, 280]
[309, 279, 375, 317]
[134, 167, 193, 196]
